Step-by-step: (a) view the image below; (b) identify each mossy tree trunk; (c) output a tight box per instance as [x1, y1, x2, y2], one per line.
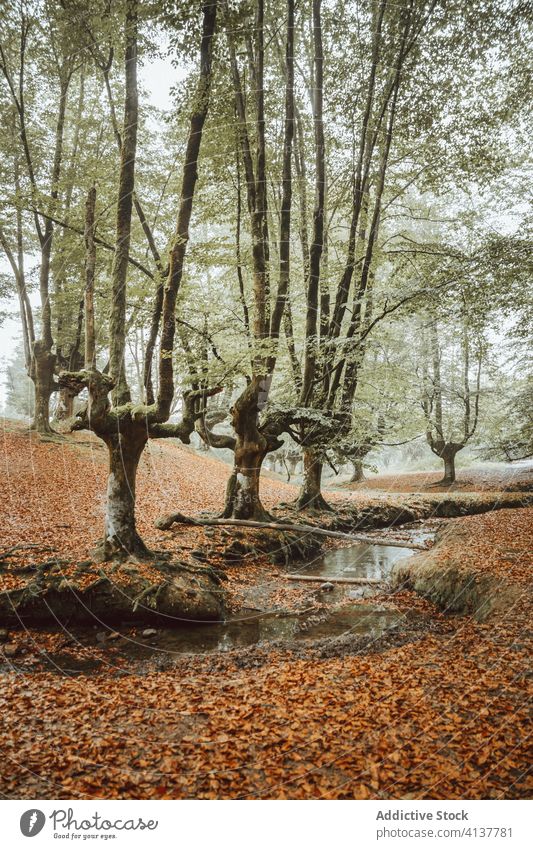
[99, 425, 149, 560]
[30, 341, 57, 435]
[222, 378, 272, 521]
[296, 448, 332, 511]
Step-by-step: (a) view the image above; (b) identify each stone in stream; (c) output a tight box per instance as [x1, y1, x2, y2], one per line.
[319, 582, 335, 592]
[3, 644, 18, 657]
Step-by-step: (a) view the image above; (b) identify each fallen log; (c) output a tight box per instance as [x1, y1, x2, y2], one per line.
[155, 512, 427, 550]
[285, 575, 383, 585]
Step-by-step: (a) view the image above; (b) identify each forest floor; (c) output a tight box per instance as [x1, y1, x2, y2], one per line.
[336, 464, 533, 493]
[0, 420, 531, 799]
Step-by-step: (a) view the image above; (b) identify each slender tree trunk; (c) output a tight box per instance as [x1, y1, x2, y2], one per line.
[300, 0, 325, 405]
[109, 0, 138, 406]
[268, 0, 294, 362]
[296, 448, 331, 511]
[84, 184, 97, 368]
[143, 282, 163, 404]
[157, 0, 217, 419]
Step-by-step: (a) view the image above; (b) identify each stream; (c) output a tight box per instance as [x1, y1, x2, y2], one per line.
[308, 541, 414, 583]
[1, 523, 438, 672]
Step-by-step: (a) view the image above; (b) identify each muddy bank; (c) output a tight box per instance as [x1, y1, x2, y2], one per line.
[0, 560, 224, 627]
[306, 491, 532, 534]
[391, 525, 521, 621]
[0, 593, 452, 676]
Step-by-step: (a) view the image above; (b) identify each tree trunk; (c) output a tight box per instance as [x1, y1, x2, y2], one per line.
[222, 378, 271, 521]
[84, 184, 97, 368]
[350, 458, 366, 483]
[30, 341, 56, 434]
[109, 0, 138, 407]
[296, 448, 332, 511]
[441, 451, 457, 485]
[300, 0, 325, 405]
[98, 427, 149, 560]
[223, 444, 270, 521]
[55, 387, 75, 420]
[156, 0, 217, 419]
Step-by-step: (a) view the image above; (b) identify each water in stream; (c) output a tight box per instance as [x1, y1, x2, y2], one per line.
[308, 541, 413, 583]
[2, 538, 432, 672]
[34, 603, 416, 674]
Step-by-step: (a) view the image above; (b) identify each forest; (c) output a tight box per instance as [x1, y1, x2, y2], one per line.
[0, 0, 531, 804]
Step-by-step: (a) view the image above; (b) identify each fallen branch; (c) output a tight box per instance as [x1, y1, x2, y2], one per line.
[155, 512, 427, 550]
[285, 575, 383, 585]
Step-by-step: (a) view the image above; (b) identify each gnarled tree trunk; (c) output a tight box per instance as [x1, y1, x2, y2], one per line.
[30, 341, 56, 434]
[223, 444, 269, 521]
[440, 444, 461, 485]
[222, 379, 271, 521]
[296, 448, 332, 511]
[55, 387, 76, 420]
[350, 458, 366, 483]
[99, 424, 149, 560]
[428, 439, 463, 486]
[443, 455, 455, 484]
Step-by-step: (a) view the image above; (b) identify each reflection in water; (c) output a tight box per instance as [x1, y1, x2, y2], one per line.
[112, 603, 407, 658]
[31, 603, 414, 674]
[309, 542, 413, 582]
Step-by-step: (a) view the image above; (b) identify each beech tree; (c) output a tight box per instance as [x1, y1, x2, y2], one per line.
[59, 0, 218, 559]
[0, 0, 78, 432]
[1, 0, 530, 542]
[420, 314, 483, 484]
[209, 0, 297, 520]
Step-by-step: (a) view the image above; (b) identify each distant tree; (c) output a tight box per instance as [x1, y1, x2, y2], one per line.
[3, 340, 34, 419]
[481, 359, 533, 463]
[420, 313, 483, 484]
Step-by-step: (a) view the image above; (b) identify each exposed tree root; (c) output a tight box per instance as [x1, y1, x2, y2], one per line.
[0, 558, 224, 626]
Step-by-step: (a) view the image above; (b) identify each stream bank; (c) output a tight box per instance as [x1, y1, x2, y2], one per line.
[1, 490, 529, 639]
[391, 523, 523, 621]
[1, 519, 444, 672]
[0, 559, 224, 627]
[278, 490, 533, 533]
